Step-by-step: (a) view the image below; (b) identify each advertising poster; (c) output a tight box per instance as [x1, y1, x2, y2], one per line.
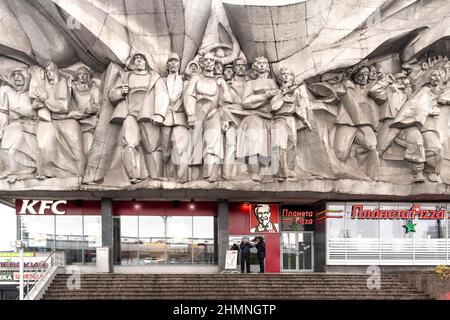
[224, 250, 238, 270]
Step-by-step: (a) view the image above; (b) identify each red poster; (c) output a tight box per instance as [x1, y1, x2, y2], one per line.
[249, 204, 279, 233]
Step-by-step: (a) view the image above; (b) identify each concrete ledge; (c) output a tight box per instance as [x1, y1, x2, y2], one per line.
[1, 179, 450, 201]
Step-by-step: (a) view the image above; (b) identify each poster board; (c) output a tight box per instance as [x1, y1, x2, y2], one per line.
[225, 250, 238, 270]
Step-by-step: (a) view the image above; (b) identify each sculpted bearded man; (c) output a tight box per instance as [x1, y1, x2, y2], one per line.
[237, 56, 278, 182]
[0, 68, 38, 183]
[30, 62, 85, 178]
[184, 52, 232, 182]
[108, 53, 169, 184]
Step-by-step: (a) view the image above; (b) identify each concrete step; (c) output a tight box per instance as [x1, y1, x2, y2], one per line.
[43, 293, 431, 300]
[42, 273, 431, 300]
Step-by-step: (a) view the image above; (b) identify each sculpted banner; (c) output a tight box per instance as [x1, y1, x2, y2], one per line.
[0, 0, 450, 190]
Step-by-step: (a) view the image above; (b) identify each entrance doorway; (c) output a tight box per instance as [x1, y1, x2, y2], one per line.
[281, 232, 314, 272]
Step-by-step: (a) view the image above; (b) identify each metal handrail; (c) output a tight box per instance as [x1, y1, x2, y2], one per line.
[22, 251, 62, 299]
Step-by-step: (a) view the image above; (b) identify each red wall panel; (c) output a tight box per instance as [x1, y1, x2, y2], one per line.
[16, 200, 100, 215]
[229, 202, 280, 273]
[113, 201, 217, 216]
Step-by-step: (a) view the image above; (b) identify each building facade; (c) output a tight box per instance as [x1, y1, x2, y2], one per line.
[1, 0, 450, 277]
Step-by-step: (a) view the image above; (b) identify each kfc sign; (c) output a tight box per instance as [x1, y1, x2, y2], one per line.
[249, 204, 279, 233]
[17, 200, 67, 215]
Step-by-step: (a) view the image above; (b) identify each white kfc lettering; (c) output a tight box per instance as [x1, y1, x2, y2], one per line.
[18, 200, 67, 215]
[19, 200, 39, 215]
[38, 201, 53, 215]
[52, 200, 67, 215]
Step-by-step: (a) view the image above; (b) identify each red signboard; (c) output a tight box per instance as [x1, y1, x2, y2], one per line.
[15, 200, 100, 216]
[351, 204, 447, 220]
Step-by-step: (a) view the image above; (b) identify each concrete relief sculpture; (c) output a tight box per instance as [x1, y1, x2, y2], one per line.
[108, 53, 169, 184]
[308, 54, 450, 184]
[220, 58, 248, 180]
[0, 68, 38, 183]
[333, 65, 380, 180]
[237, 57, 278, 182]
[271, 68, 311, 181]
[71, 66, 101, 155]
[184, 52, 232, 182]
[30, 62, 86, 179]
[391, 68, 450, 182]
[1, 0, 450, 190]
[161, 53, 190, 182]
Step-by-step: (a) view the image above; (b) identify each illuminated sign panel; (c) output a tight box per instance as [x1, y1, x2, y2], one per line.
[249, 204, 279, 233]
[281, 205, 315, 231]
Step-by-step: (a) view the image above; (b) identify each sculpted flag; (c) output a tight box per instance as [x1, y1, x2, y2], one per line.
[83, 62, 122, 183]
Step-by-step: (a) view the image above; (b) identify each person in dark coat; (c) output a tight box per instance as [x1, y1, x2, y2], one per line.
[239, 236, 253, 273]
[254, 237, 266, 273]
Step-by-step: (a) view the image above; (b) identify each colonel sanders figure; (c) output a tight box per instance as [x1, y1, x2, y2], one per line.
[250, 204, 279, 233]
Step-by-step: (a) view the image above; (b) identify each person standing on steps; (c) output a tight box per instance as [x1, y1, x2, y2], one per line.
[239, 236, 253, 273]
[254, 237, 266, 273]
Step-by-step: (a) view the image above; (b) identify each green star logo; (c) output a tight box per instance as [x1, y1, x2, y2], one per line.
[290, 221, 298, 231]
[403, 219, 417, 233]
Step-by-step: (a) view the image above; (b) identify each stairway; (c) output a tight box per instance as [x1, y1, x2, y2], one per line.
[41, 273, 432, 300]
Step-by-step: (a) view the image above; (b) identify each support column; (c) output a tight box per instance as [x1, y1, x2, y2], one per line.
[217, 199, 229, 272]
[101, 198, 113, 272]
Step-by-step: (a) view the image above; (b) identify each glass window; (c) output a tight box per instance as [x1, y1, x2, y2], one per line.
[327, 204, 345, 239]
[0, 204, 16, 252]
[83, 216, 102, 264]
[21, 215, 55, 253]
[379, 202, 413, 262]
[345, 202, 378, 239]
[327, 202, 449, 265]
[414, 204, 446, 239]
[120, 216, 139, 265]
[55, 216, 83, 265]
[193, 217, 215, 264]
[166, 217, 193, 265]
[139, 216, 166, 265]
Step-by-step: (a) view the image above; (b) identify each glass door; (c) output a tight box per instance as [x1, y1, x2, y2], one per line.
[281, 232, 314, 271]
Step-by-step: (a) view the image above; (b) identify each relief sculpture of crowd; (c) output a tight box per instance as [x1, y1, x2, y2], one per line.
[1, 46, 450, 185]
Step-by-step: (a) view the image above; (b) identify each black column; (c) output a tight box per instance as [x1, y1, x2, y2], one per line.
[101, 198, 113, 272]
[217, 199, 229, 272]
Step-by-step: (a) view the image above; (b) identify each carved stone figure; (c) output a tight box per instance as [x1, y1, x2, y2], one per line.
[0, 68, 38, 183]
[214, 61, 224, 76]
[369, 72, 409, 158]
[161, 53, 190, 182]
[271, 68, 311, 181]
[236, 57, 278, 182]
[30, 62, 85, 178]
[368, 63, 380, 85]
[220, 58, 248, 180]
[71, 66, 101, 154]
[108, 53, 169, 183]
[391, 68, 449, 182]
[184, 52, 232, 182]
[333, 65, 380, 179]
[223, 65, 235, 83]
